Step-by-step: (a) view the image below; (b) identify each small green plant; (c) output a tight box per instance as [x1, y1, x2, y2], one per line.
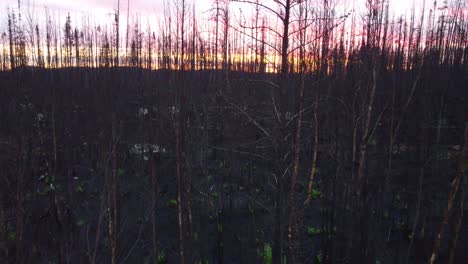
[76, 219, 87, 227]
[157, 251, 167, 264]
[76, 184, 84, 193]
[306, 226, 322, 236]
[308, 187, 322, 200]
[117, 168, 125, 177]
[167, 199, 177, 207]
[7, 231, 15, 242]
[45, 175, 56, 184]
[315, 251, 323, 263]
[263, 242, 272, 264]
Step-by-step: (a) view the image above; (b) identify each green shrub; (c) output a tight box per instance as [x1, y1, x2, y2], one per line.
[263, 242, 272, 264]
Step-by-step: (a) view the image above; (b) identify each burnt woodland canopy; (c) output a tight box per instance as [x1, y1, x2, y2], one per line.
[0, 0, 467, 263]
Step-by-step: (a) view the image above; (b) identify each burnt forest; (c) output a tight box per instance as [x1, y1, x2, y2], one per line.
[0, 0, 467, 263]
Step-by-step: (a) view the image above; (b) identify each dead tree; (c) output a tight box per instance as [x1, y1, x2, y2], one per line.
[115, 0, 120, 67]
[430, 121, 468, 263]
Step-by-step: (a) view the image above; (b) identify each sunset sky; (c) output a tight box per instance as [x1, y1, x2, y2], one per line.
[1, 0, 427, 20]
[0, 0, 430, 51]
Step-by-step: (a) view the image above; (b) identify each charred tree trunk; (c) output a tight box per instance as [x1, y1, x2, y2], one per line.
[430, 121, 468, 264]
